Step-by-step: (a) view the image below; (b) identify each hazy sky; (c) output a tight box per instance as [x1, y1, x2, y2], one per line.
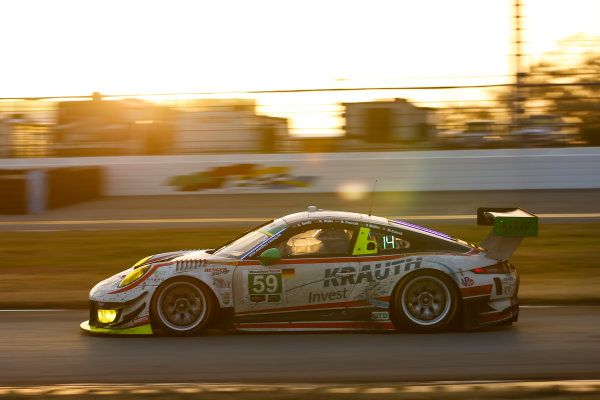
[1, 0, 599, 98]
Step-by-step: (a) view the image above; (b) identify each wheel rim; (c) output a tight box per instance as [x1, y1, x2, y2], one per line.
[156, 281, 207, 331]
[401, 275, 451, 326]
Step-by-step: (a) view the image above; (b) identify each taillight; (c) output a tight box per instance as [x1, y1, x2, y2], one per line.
[473, 262, 512, 274]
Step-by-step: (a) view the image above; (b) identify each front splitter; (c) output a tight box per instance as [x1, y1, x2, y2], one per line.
[80, 320, 154, 335]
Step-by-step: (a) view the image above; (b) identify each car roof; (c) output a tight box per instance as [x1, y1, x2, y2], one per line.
[280, 209, 455, 242]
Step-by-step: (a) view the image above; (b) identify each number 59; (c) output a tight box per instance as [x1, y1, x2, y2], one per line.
[251, 274, 280, 294]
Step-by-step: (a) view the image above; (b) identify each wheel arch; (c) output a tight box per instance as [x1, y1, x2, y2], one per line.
[389, 267, 462, 331]
[150, 275, 221, 330]
[390, 267, 461, 299]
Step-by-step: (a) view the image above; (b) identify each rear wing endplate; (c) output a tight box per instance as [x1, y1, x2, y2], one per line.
[477, 208, 537, 261]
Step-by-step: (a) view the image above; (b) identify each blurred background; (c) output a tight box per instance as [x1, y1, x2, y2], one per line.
[1, 0, 598, 297]
[2, 0, 599, 216]
[0, 0, 599, 159]
[1, 1, 600, 394]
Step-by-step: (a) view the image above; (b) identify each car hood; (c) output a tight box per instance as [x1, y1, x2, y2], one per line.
[170, 249, 234, 263]
[140, 250, 198, 265]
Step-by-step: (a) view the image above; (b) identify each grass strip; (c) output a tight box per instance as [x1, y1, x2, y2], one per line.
[0, 224, 598, 308]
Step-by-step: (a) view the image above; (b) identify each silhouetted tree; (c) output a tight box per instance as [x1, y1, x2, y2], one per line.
[524, 58, 600, 144]
[516, 34, 600, 144]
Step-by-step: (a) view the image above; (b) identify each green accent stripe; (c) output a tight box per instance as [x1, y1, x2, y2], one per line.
[80, 320, 153, 335]
[259, 223, 287, 237]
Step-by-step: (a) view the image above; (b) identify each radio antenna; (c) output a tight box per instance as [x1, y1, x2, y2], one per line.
[368, 180, 378, 217]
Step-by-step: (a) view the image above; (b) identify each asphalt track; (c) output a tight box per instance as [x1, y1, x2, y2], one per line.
[1, 189, 600, 230]
[1, 307, 599, 385]
[1, 190, 599, 392]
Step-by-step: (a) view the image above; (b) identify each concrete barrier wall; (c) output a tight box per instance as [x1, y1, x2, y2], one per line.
[0, 167, 102, 214]
[1, 147, 599, 196]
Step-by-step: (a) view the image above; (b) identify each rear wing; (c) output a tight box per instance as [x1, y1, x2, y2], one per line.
[477, 208, 538, 261]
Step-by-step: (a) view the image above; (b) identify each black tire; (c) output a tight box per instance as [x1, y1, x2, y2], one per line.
[392, 270, 458, 332]
[151, 278, 213, 336]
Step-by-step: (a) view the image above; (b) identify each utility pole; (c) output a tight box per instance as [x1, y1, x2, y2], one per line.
[512, 0, 525, 130]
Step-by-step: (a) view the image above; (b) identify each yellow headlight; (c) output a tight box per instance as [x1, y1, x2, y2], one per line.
[133, 256, 152, 268]
[97, 309, 117, 323]
[118, 265, 150, 288]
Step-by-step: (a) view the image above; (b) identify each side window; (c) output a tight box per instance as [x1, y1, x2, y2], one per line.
[373, 229, 411, 253]
[278, 225, 356, 258]
[352, 227, 411, 255]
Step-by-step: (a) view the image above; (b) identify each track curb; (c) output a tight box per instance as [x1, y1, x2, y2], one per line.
[1, 380, 599, 398]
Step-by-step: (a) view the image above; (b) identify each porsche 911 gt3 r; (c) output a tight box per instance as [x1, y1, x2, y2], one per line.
[80, 207, 537, 335]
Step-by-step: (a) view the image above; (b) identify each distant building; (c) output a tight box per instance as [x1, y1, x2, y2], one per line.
[173, 99, 291, 154]
[53, 95, 292, 156]
[54, 94, 174, 156]
[0, 114, 52, 158]
[342, 98, 436, 149]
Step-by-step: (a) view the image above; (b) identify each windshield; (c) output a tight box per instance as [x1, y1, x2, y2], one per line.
[212, 219, 287, 259]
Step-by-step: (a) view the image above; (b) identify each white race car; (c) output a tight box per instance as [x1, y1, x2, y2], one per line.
[80, 207, 537, 335]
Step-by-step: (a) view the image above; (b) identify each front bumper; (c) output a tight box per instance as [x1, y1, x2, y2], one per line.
[83, 291, 152, 335]
[80, 320, 153, 335]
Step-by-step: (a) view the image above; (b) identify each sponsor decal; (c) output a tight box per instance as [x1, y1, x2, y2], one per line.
[167, 163, 317, 191]
[371, 312, 390, 321]
[248, 294, 282, 303]
[282, 268, 295, 278]
[212, 278, 231, 289]
[501, 276, 516, 296]
[308, 288, 349, 303]
[268, 295, 281, 303]
[132, 315, 150, 326]
[148, 269, 168, 283]
[323, 258, 422, 287]
[204, 267, 229, 275]
[221, 291, 231, 305]
[461, 277, 475, 287]
[250, 294, 266, 303]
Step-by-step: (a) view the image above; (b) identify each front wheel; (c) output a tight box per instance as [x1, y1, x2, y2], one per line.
[151, 278, 213, 336]
[392, 271, 458, 332]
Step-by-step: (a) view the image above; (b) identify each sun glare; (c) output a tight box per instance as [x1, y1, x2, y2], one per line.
[1, 0, 599, 137]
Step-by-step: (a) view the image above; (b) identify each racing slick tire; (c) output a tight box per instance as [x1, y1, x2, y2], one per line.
[150, 277, 213, 336]
[391, 270, 459, 332]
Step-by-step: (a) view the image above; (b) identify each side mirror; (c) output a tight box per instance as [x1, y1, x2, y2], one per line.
[259, 248, 282, 266]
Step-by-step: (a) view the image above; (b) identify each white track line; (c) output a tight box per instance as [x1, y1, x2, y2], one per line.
[0, 309, 66, 312]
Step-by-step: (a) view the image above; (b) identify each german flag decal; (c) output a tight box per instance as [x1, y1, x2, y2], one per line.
[282, 268, 295, 278]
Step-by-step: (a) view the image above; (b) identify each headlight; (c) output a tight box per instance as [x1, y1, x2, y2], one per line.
[97, 309, 117, 323]
[118, 265, 151, 288]
[132, 256, 152, 268]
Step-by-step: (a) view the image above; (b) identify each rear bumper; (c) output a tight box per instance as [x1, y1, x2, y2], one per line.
[462, 297, 519, 330]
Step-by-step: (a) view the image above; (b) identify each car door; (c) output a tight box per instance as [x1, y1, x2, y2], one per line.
[352, 226, 419, 309]
[232, 222, 361, 328]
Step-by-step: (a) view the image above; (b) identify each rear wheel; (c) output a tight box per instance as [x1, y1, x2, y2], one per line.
[392, 271, 458, 332]
[151, 278, 213, 336]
